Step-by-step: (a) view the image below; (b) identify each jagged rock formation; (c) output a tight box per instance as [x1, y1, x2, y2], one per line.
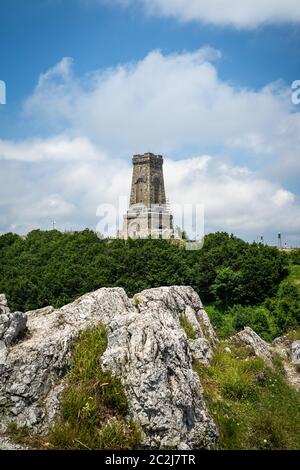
[272, 335, 300, 391]
[0, 294, 10, 316]
[0, 287, 218, 450]
[0, 294, 27, 362]
[231, 326, 274, 367]
[231, 326, 300, 392]
[291, 341, 300, 365]
[0, 436, 27, 450]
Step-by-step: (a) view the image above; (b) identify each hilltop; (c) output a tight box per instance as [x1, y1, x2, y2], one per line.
[1, 286, 300, 450]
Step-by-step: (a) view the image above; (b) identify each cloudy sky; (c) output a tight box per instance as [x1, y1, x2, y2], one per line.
[0, 0, 300, 245]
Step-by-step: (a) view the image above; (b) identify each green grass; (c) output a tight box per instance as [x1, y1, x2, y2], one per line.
[179, 315, 197, 340]
[289, 265, 300, 292]
[205, 304, 236, 338]
[7, 317, 300, 451]
[47, 325, 141, 450]
[194, 341, 300, 450]
[287, 328, 300, 341]
[7, 422, 30, 445]
[6, 421, 46, 449]
[7, 325, 141, 450]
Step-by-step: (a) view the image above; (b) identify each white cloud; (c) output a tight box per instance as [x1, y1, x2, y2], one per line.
[22, 194, 76, 219]
[23, 51, 300, 176]
[0, 135, 102, 162]
[1, 136, 299, 244]
[165, 156, 300, 239]
[1, 49, 300, 244]
[0, 136, 131, 234]
[104, 0, 300, 28]
[271, 189, 295, 207]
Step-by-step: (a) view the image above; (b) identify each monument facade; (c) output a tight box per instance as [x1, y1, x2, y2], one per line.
[121, 153, 174, 239]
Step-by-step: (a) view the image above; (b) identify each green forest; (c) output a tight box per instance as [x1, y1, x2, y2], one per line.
[0, 230, 299, 341]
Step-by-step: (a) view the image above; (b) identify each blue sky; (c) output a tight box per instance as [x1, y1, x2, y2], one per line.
[1, 1, 300, 103]
[0, 0, 300, 245]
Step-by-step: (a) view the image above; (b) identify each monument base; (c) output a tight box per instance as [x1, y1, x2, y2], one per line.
[120, 204, 174, 240]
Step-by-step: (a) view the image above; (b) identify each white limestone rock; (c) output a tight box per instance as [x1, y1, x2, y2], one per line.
[291, 341, 300, 365]
[0, 294, 10, 316]
[272, 335, 300, 391]
[0, 341, 8, 365]
[0, 286, 218, 450]
[231, 326, 273, 367]
[134, 286, 218, 363]
[0, 294, 27, 346]
[101, 286, 218, 448]
[188, 338, 213, 365]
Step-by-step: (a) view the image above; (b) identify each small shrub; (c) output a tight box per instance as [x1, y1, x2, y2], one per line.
[230, 305, 276, 342]
[205, 305, 236, 338]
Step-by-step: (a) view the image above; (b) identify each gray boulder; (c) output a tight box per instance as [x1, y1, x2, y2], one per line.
[0, 286, 218, 450]
[291, 341, 300, 365]
[188, 338, 213, 365]
[0, 294, 10, 315]
[231, 327, 273, 367]
[0, 294, 27, 347]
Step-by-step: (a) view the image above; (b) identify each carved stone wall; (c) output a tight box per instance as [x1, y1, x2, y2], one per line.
[123, 153, 173, 239]
[130, 153, 166, 207]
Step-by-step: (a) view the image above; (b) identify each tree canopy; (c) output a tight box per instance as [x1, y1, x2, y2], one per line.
[0, 230, 288, 313]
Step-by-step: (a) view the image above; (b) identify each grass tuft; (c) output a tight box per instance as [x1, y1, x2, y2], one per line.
[48, 325, 141, 450]
[195, 341, 300, 450]
[179, 315, 197, 340]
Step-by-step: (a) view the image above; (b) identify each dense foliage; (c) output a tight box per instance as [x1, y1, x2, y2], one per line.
[207, 258, 300, 341]
[290, 249, 300, 266]
[2, 231, 300, 450]
[0, 230, 288, 314]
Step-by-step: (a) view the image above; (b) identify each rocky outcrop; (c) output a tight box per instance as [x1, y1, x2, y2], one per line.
[0, 294, 10, 316]
[0, 294, 27, 362]
[271, 337, 300, 392]
[0, 286, 218, 450]
[188, 338, 213, 365]
[133, 288, 218, 367]
[232, 329, 300, 392]
[231, 327, 273, 367]
[291, 341, 300, 365]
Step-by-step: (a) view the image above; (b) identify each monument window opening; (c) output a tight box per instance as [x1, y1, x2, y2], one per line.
[154, 178, 160, 204]
[136, 177, 144, 203]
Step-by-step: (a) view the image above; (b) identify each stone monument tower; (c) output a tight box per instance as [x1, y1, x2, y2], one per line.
[121, 153, 174, 239]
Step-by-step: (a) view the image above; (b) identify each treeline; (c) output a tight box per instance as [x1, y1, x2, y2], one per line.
[208, 278, 300, 341]
[0, 230, 289, 313]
